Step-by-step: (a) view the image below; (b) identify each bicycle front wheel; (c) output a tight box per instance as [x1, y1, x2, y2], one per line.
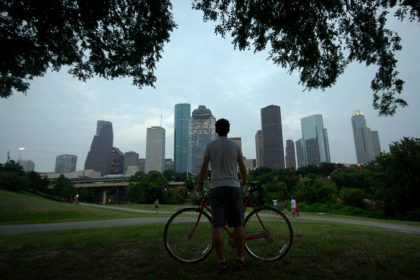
[163, 208, 213, 263]
[244, 207, 293, 261]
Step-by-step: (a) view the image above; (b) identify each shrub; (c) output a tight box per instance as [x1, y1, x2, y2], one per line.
[340, 188, 367, 208]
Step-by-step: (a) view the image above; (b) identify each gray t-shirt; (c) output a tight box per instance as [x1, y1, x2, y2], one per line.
[204, 136, 242, 188]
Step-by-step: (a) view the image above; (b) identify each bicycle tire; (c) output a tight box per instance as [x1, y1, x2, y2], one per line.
[244, 207, 293, 261]
[163, 207, 213, 263]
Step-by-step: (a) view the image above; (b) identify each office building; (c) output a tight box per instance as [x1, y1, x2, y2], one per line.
[145, 126, 165, 173]
[301, 114, 330, 165]
[55, 154, 77, 173]
[285, 140, 296, 169]
[124, 151, 140, 174]
[111, 147, 124, 174]
[255, 130, 263, 167]
[85, 120, 113, 175]
[229, 137, 242, 149]
[261, 105, 285, 169]
[190, 105, 216, 174]
[19, 160, 35, 172]
[174, 103, 191, 173]
[351, 110, 381, 164]
[371, 130, 381, 158]
[165, 159, 174, 171]
[295, 139, 305, 168]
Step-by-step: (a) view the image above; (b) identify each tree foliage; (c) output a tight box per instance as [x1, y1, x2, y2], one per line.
[0, 161, 29, 191]
[0, 0, 176, 98]
[1, 1, 419, 114]
[54, 175, 76, 200]
[374, 137, 420, 219]
[193, 0, 419, 115]
[126, 171, 168, 203]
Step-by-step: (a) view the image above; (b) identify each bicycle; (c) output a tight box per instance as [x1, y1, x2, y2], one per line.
[163, 182, 293, 263]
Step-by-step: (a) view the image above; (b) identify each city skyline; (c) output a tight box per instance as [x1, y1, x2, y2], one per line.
[0, 0, 419, 172]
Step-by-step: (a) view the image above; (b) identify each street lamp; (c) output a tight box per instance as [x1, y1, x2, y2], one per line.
[18, 147, 25, 162]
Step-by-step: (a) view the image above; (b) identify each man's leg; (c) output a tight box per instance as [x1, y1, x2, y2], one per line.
[212, 227, 225, 261]
[234, 225, 245, 259]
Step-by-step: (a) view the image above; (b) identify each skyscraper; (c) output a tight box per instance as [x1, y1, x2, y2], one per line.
[285, 140, 296, 169]
[85, 120, 113, 175]
[55, 154, 77, 173]
[351, 110, 381, 164]
[145, 126, 165, 173]
[261, 105, 285, 169]
[124, 151, 140, 174]
[174, 103, 191, 173]
[229, 137, 242, 149]
[255, 130, 263, 167]
[371, 130, 381, 158]
[190, 105, 216, 174]
[111, 147, 124, 174]
[19, 160, 35, 172]
[301, 114, 330, 165]
[295, 139, 305, 168]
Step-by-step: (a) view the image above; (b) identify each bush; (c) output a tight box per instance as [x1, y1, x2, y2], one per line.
[0, 172, 30, 191]
[340, 188, 367, 208]
[295, 177, 337, 204]
[162, 189, 184, 204]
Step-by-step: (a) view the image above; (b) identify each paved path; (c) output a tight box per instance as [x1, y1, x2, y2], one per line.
[1, 203, 419, 235]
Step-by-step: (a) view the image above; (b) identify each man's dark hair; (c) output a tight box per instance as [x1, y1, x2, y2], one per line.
[215, 118, 230, 136]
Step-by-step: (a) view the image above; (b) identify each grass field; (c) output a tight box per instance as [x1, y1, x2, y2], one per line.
[1, 221, 419, 279]
[1, 190, 419, 279]
[0, 190, 156, 225]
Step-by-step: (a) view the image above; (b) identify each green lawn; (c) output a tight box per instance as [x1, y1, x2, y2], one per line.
[1, 190, 419, 279]
[0, 190, 148, 224]
[0, 221, 418, 280]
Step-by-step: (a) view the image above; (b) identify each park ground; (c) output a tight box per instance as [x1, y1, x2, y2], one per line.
[0, 190, 419, 280]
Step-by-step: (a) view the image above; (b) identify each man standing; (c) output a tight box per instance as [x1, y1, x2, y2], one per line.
[198, 118, 248, 272]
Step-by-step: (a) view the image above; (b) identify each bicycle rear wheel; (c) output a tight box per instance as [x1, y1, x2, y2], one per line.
[244, 207, 293, 261]
[163, 207, 213, 263]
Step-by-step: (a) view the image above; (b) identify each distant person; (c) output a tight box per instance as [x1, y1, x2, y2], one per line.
[283, 200, 288, 211]
[154, 198, 159, 213]
[198, 118, 248, 272]
[272, 199, 278, 210]
[291, 197, 297, 218]
[296, 202, 300, 217]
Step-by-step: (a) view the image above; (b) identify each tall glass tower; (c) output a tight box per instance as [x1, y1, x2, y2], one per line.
[255, 130, 263, 167]
[85, 120, 113, 175]
[190, 105, 216, 174]
[145, 126, 165, 173]
[301, 114, 330, 165]
[295, 139, 305, 168]
[174, 103, 191, 173]
[351, 110, 380, 164]
[55, 154, 77, 173]
[285, 139, 296, 169]
[261, 105, 285, 169]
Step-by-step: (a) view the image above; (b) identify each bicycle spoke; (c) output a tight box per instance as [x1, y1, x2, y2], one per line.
[164, 208, 213, 263]
[244, 207, 293, 261]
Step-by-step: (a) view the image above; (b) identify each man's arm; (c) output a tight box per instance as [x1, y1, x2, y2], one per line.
[198, 155, 210, 189]
[237, 155, 247, 186]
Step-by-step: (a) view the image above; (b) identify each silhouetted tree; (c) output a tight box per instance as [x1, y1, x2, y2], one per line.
[1, 0, 176, 98]
[374, 137, 420, 220]
[2, 0, 419, 114]
[193, 0, 419, 115]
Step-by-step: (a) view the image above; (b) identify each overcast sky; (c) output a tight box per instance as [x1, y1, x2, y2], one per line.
[1, 1, 419, 172]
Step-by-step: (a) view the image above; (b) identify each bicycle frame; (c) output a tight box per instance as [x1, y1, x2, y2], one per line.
[189, 191, 270, 242]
